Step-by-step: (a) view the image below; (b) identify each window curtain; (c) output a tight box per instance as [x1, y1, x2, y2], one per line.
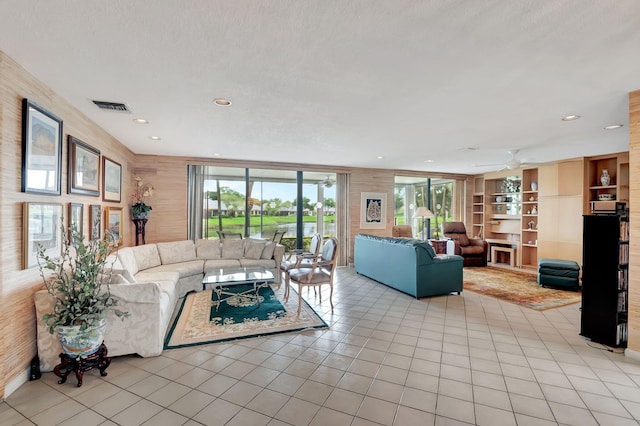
[336, 172, 350, 266]
[187, 165, 204, 241]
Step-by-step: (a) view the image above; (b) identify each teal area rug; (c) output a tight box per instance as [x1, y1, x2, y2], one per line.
[164, 284, 327, 349]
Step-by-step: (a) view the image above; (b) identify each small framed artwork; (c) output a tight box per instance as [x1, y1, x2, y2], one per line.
[21, 99, 63, 195]
[360, 192, 387, 229]
[102, 156, 122, 202]
[68, 203, 84, 237]
[90, 204, 101, 240]
[23, 202, 64, 269]
[104, 207, 123, 246]
[68, 136, 100, 196]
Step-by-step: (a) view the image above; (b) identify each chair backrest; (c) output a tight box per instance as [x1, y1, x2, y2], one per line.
[320, 237, 338, 264]
[392, 225, 413, 238]
[221, 231, 243, 239]
[309, 233, 322, 255]
[442, 222, 470, 246]
[272, 230, 286, 244]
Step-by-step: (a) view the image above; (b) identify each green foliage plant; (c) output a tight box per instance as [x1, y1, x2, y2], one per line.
[37, 223, 129, 335]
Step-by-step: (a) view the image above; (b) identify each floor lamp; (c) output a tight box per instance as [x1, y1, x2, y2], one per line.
[414, 206, 435, 240]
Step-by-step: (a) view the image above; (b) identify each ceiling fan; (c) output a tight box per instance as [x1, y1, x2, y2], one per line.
[474, 149, 539, 171]
[320, 175, 335, 188]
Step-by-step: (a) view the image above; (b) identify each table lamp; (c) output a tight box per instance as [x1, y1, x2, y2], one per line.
[414, 206, 435, 240]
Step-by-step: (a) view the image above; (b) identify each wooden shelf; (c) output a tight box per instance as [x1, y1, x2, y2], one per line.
[589, 185, 617, 190]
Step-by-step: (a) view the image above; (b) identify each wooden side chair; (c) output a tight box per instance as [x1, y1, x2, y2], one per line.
[280, 233, 322, 299]
[285, 237, 338, 315]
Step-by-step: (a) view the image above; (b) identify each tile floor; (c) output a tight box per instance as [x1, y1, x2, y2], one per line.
[3, 267, 640, 426]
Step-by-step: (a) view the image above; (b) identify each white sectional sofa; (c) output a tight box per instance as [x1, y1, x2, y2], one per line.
[35, 238, 284, 371]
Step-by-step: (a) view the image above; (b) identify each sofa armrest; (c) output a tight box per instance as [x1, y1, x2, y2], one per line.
[104, 282, 161, 303]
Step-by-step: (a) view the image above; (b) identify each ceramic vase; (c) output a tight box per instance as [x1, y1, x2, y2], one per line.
[57, 318, 106, 358]
[530, 181, 538, 191]
[601, 169, 611, 186]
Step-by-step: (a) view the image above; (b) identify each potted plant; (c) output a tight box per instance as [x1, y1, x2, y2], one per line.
[37, 224, 128, 357]
[131, 175, 154, 219]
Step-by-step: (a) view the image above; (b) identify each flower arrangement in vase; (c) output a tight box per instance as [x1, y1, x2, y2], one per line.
[131, 176, 154, 219]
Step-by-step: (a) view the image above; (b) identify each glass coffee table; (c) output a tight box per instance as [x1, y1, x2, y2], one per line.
[202, 267, 275, 311]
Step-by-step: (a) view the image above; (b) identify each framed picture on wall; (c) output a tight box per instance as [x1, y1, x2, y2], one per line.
[360, 192, 387, 229]
[102, 156, 121, 202]
[21, 99, 63, 195]
[68, 136, 100, 196]
[90, 204, 101, 240]
[23, 202, 63, 269]
[104, 207, 123, 246]
[68, 203, 84, 237]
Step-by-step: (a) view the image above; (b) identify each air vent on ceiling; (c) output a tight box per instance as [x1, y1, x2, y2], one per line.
[92, 100, 131, 113]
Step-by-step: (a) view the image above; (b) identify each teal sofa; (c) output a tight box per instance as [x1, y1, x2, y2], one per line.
[354, 234, 463, 298]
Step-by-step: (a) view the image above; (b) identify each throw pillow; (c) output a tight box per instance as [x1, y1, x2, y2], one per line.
[261, 242, 277, 259]
[221, 239, 245, 259]
[196, 239, 222, 259]
[110, 268, 137, 283]
[244, 239, 267, 260]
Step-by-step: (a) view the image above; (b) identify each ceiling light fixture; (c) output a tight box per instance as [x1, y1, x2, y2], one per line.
[133, 118, 148, 124]
[561, 115, 580, 121]
[213, 98, 232, 106]
[376, 156, 384, 159]
[424, 159, 434, 163]
[213, 153, 222, 157]
[149, 136, 161, 140]
[604, 124, 623, 130]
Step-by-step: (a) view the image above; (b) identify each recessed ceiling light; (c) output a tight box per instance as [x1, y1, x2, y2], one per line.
[561, 115, 580, 121]
[133, 118, 148, 124]
[214, 98, 232, 106]
[213, 153, 222, 157]
[424, 159, 434, 163]
[604, 124, 623, 130]
[376, 156, 384, 160]
[149, 136, 161, 140]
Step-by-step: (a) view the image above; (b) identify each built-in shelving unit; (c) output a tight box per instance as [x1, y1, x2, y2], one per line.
[586, 153, 629, 213]
[483, 175, 522, 266]
[472, 177, 485, 239]
[520, 168, 538, 269]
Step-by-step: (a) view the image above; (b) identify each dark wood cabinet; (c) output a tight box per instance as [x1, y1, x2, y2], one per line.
[580, 214, 629, 347]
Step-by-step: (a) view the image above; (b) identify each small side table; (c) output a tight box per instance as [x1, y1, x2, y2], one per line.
[429, 239, 448, 255]
[53, 343, 111, 387]
[133, 218, 148, 246]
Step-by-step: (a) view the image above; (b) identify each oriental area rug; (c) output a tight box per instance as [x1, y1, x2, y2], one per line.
[464, 266, 581, 311]
[164, 284, 327, 349]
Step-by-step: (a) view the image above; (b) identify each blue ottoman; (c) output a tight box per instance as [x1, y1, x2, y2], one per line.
[537, 258, 580, 290]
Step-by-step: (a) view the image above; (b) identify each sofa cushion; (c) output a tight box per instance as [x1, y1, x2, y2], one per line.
[157, 240, 196, 265]
[239, 259, 276, 269]
[461, 245, 484, 255]
[138, 261, 203, 279]
[109, 268, 137, 283]
[132, 244, 162, 271]
[244, 239, 267, 260]
[261, 242, 276, 259]
[204, 259, 242, 272]
[222, 239, 244, 259]
[117, 247, 139, 276]
[196, 239, 221, 259]
[135, 269, 180, 285]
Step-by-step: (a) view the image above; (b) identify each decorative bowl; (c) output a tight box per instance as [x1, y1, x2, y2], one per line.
[598, 194, 614, 201]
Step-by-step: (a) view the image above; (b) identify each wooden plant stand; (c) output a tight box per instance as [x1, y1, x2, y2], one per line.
[53, 343, 110, 387]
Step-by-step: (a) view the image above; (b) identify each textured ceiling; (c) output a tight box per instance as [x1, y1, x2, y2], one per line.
[1, 1, 638, 174]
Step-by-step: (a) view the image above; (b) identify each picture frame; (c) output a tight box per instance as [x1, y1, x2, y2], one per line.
[102, 156, 122, 202]
[68, 136, 100, 196]
[23, 202, 64, 269]
[104, 207, 123, 246]
[90, 204, 101, 240]
[21, 99, 63, 195]
[68, 203, 84, 237]
[360, 192, 387, 229]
